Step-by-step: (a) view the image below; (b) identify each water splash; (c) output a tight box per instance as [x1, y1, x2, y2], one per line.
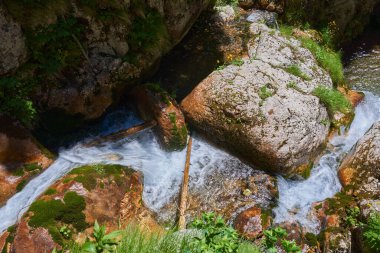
[273, 92, 380, 233]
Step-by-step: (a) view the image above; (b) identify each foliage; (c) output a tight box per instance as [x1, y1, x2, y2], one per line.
[345, 206, 363, 228]
[312, 86, 353, 115]
[213, 0, 238, 7]
[283, 65, 311, 81]
[0, 77, 37, 125]
[363, 212, 380, 251]
[264, 227, 301, 253]
[80, 221, 123, 253]
[60, 225, 72, 239]
[231, 58, 244, 67]
[189, 212, 240, 253]
[16, 179, 27, 192]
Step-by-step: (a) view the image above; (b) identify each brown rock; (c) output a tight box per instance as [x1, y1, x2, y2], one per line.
[337, 87, 365, 107]
[338, 167, 356, 187]
[279, 222, 304, 245]
[0, 116, 54, 205]
[12, 221, 56, 253]
[133, 86, 188, 150]
[234, 206, 267, 239]
[0, 232, 9, 253]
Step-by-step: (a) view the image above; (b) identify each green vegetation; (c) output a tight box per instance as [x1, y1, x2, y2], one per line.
[258, 85, 273, 100]
[345, 206, 363, 228]
[69, 164, 134, 190]
[213, 0, 238, 7]
[28, 191, 87, 244]
[16, 179, 27, 192]
[167, 112, 188, 150]
[279, 25, 344, 86]
[45, 188, 58, 195]
[283, 65, 311, 81]
[312, 86, 353, 115]
[363, 212, 380, 251]
[264, 227, 301, 253]
[231, 58, 245, 67]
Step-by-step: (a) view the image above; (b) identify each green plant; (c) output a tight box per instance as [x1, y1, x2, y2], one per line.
[16, 179, 27, 192]
[60, 225, 72, 239]
[81, 221, 123, 253]
[264, 227, 287, 252]
[190, 212, 240, 253]
[283, 65, 311, 81]
[281, 240, 301, 253]
[345, 206, 363, 228]
[231, 58, 244, 67]
[363, 212, 380, 251]
[258, 85, 273, 100]
[312, 86, 352, 115]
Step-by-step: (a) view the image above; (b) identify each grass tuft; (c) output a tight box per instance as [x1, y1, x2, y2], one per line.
[284, 64, 312, 81]
[312, 86, 352, 115]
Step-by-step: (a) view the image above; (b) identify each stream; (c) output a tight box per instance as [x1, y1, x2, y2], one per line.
[1, 38, 380, 236]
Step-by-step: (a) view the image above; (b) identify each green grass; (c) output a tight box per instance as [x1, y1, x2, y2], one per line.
[284, 64, 312, 81]
[312, 86, 353, 115]
[67, 223, 262, 253]
[258, 85, 273, 100]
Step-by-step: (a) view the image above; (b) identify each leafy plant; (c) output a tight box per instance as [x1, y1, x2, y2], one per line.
[345, 206, 363, 228]
[81, 221, 123, 253]
[363, 212, 380, 251]
[264, 227, 287, 252]
[281, 240, 301, 253]
[190, 212, 240, 253]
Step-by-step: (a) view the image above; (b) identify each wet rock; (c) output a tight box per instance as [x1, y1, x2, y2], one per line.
[0, 4, 27, 75]
[337, 87, 365, 108]
[0, 116, 54, 205]
[234, 206, 268, 239]
[338, 121, 380, 197]
[279, 221, 304, 245]
[9, 164, 159, 250]
[181, 23, 331, 176]
[133, 86, 188, 150]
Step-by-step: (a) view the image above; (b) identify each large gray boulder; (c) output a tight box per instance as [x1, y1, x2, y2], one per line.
[181, 23, 332, 176]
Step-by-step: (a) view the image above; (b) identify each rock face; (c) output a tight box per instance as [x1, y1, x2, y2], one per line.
[0, 0, 211, 128]
[181, 23, 331, 176]
[0, 5, 27, 75]
[284, 0, 380, 43]
[0, 116, 54, 205]
[338, 121, 380, 197]
[8, 164, 158, 252]
[132, 86, 188, 150]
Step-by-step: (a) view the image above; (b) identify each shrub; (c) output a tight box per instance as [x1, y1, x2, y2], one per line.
[312, 86, 352, 115]
[363, 212, 380, 251]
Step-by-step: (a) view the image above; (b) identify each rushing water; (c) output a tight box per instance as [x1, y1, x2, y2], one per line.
[273, 92, 380, 233]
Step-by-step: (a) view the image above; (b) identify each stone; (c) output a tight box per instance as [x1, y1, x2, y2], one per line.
[132, 86, 188, 150]
[246, 10, 278, 28]
[0, 116, 54, 205]
[234, 206, 267, 239]
[214, 5, 236, 23]
[0, 4, 27, 75]
[324, 230, 352, 253]
[338, 122, 380, 197]
[181, 23, 331, 176]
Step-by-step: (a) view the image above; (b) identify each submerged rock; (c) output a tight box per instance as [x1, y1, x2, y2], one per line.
[0, 116, 54, 205]
[181, 23, 331, 176]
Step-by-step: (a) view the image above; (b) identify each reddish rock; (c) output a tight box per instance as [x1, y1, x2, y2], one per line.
[234, 206, 267, 239]
[12, 221, 57, 253]
[133, 86, 188, 150]
[0, 116, 54, 205]
[279, 221, 304, 245]
[0, 231, 9, 253]
[338, 167, 356, 187]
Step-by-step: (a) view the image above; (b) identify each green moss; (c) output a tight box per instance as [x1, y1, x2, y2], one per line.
[12, 167, 25, 177]
[28, 191, 87, 244]
[16, 179, 27, 192]
[312, 86, 353, 116]
[305, 233, 319, 247]
[167, 112, 188, 150]
[283, 64, 312, 81]
[258, 85, 273, 100]
[44, 188, 58, 195]
[69, 164, 134, 190]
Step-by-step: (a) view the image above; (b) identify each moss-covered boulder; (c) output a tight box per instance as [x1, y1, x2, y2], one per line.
[0, 115, 54, 205]
[5, 164, 158, 253]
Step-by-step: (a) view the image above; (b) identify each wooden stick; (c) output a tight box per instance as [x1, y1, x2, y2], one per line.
[83, 121, 157, 147]
[178, 136, 193, 230]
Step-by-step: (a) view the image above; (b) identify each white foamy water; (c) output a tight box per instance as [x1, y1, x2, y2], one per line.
[273, 92, 380, 233]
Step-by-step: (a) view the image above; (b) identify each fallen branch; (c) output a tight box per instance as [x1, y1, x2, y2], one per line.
[84, 121, 157, 147]
[178, 136, 193, 230]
